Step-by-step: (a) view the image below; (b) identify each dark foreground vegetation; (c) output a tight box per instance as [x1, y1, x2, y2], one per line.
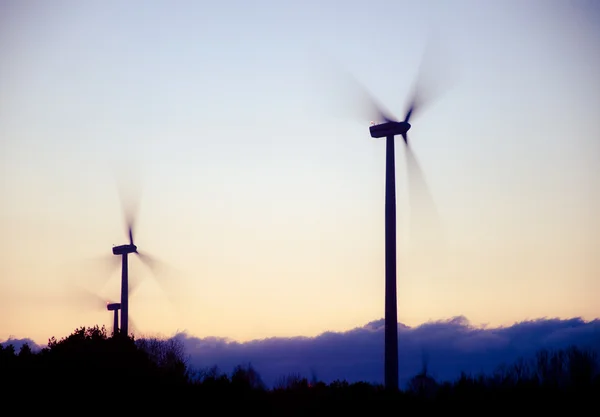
[1, 326, 598, 412]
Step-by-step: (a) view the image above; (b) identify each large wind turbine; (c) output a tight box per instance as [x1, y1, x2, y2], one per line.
[314, 48, 451, 389]
[310, 45, 449, 389]
[369, 98, 419, 390]
[361, 48, 452, 390]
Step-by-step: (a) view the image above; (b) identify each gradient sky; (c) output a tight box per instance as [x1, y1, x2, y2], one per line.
[1, 0, 599, 345]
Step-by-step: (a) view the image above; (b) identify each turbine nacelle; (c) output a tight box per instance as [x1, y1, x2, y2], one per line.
[106, 302, 121, 311]
[112, 244, 137, 256]
[369, 121, 411, 139]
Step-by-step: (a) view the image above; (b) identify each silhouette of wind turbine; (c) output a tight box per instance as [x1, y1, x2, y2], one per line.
[63, 283, 140, 336]
[112, 216, 138, 338]
[368, 90, 424, 390]
[313, 40, 454, 390]
[106, 302, 121, 336]
[366, 54, 452, 390]
[56, 172, 179, 337]
[112, 178, 173, 338]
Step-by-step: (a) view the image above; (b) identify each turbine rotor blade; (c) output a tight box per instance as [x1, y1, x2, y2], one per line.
[334, 69, 398, 123]
[402, 31, 459, 123]
[134, 251, 183, 310]
[58, 255, 121, 295]
[113, 162, 143, 246]
[118, 184, 139, 246]
[403, 78, 428, 124]
[58, 283, 118, 331]
[128, 272, 145, 298]
[349, 74, 398, 123]
[65, 283, 109, 312]
[402, 139, 446, 270]
[308, 48, 397, 124]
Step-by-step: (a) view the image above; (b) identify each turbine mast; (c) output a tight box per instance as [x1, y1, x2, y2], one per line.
[113, 309, 119, 336]
[120, 253, 129, 337]
[384, 135, 399, 390]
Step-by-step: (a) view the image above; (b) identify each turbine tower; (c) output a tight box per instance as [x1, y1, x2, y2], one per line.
[106, 302, 121, 335]
[369, 111, 414, 390]
[112, 222, 137, 337]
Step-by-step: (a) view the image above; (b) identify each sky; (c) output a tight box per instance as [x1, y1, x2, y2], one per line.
[1, 0, 599, 356]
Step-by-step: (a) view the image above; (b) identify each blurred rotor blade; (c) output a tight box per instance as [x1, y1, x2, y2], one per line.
[308, 48, 397, 124]
[401, 132, 408, 145]
[134, 251, 184, 310]
[348, 72, 398, 123]
[403, 31, 459, 123]
[128, 272, 145, 298]
[402, 137, 445, 260]
[64, 283, 110, 312]
[113, 161, 144, 246]
[404, 144, 439, 238]
[57, 254, 121, 294]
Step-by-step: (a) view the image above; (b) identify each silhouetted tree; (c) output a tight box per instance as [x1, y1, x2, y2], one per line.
[274, 372, 309, 391]
[136, 336, 189, 384]
[231, 363, 266, 391]
[2, 326, 598, 411]
[407, 363, 438, 398]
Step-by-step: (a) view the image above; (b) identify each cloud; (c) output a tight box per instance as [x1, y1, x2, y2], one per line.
[0, 337, 44, 353]
[173, 316, 600, 388]
[2, 316, 598, 389]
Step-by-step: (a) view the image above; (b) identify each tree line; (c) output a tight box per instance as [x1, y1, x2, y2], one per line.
[0, 325, 598, 412]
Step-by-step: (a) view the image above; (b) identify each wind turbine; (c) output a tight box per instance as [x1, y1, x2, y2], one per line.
[59, 175, 181, 338]
[311, 42, 453, 389]
[349, 45, 452, 390]
[111, 180, 175, 338]
[369, 93, 419, 391]
[106, 302, 121, 336]
[112, 221, 138, 338]
[62, 283, 139, 337]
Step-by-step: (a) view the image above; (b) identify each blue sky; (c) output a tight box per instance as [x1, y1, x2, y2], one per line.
[1, 0, 599, 350]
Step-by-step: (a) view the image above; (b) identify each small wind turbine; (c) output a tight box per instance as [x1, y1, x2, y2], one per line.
[112, 221, 138, 338]
[111, 179, 175, 338]
[106, 302, 121, 336]
[60, 174, 181, 338]
[62, 284, 140, 336]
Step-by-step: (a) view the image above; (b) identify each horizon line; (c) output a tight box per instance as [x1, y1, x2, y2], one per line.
[2, 314, 598, 348]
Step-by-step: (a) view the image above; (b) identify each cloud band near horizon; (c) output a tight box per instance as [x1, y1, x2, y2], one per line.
[3, 316, 599, 389]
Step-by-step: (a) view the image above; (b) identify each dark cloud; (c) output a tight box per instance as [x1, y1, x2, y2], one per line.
[2, 316, 598, 389]
[173, 316, 600, 388]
